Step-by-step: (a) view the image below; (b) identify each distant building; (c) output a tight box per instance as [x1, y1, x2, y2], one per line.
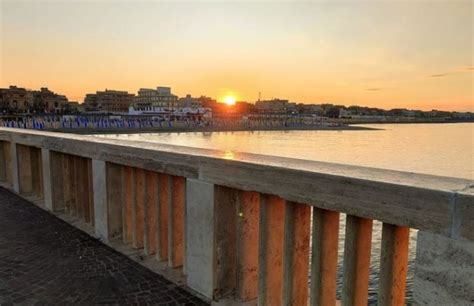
[132, 86, 178, 112]
[296, 104, 323, 115]
[0, 86, 34, 113]
[387, 108, 414, 117]
[178, 94, 202, 108]
[84, 89, 134, 113]
[339, 108, 352, 118]
[32, 87, 68, 113]
[452, 112, 473, 119]
[130, 91, 211, 118]
[255, 99, 289, 113]
[67, 101, 84, 113]
[197, 96, 217, 108]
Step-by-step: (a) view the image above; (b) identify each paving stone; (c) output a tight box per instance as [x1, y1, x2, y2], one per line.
[0, 188, 207, 305]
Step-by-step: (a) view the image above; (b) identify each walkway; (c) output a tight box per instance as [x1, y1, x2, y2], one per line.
[0, 188, 207, 305]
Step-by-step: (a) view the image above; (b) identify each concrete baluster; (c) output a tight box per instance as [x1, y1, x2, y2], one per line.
[0, 141, 7, 182]
[4, 142, 12, 186]
[87, 159, 94, 226]
[168, 175, 185, 268]
[106, 162, 124, 239]
[124, 166, 135, 243]
[41, 149, 65, 212]
[258, 194, 285, 306]
[185, 178, 214, 298]
[133, 168, 145, 249]
[236, 191, 260, 302]
[10, 141, 19, 193]
[282, 202, 311, 306]
[30, 147, 43, 199]
[74, 156, 83, 218]
[82, 158, 92, 223]
[68, 155, 77, 215]
[92, 159, 108, 240]
[310, 208, 340, 306]
[213, 185, 239, 299]
[17, 144, 33, 195]
[144, 170, 158, 255]
[156, 173, 169, 261]
[342, 215, 373, 306]
[378, 223, 409, 306]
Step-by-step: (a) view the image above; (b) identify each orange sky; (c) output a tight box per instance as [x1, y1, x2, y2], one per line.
[1, 1, 473, 111]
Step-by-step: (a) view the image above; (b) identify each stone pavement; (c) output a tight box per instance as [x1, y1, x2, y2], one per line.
[0, 188, 207, 305]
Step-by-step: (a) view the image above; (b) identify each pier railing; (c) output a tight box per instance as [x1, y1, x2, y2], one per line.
[0, 127, 472, 305]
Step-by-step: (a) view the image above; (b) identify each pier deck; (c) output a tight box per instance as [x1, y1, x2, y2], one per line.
[0, 188, 206, 305]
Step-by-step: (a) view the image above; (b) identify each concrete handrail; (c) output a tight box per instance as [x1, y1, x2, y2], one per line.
[0, 127, 472, 242]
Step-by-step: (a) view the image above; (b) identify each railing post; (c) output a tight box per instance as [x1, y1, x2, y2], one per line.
[41, 149, 66, 212]
[144, 170, 158, 255]
[342, 215, 373, 306]
[213, 185, 239, 299]
[41, 149, 52, 210]
[10, 142, 19, 193]
[92, 159, 108, 240]
[156, 173, 169, 261]
[87, 159, 94, 226]
[16, 144, 33, 195]
[169, 175, 185, 268]
[236, 191, 260, 302]
[185, 178, 215, 299]
[62, 154, 72, 214]
[30, 147, 43, 199]
[67, 155, 77, 215]
[310, 208, 340, 306]
[124, 166, 135, 243]
[3, 142, 12, 186]
[82, 158, 92, 223]
[282, 202, 311, 306]
[0, 141, 7, 182]
[258, 194, 285, 306]
[74, 156, 83, 218]
[186, 181, 242, 301]
[106, 163, 124, 239]
[133, 168, 145, 249]
[378, 223, 410, 306]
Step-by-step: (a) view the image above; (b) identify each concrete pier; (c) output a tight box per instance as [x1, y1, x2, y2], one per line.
[414, 231, 474, 304]
[0, 127, 472, 306]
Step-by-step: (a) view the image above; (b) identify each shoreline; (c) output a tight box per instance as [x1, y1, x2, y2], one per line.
[342, 120, 474, 125]
[49, 124, 379, 135]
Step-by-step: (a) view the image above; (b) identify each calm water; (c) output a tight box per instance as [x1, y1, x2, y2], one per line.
[111, 123, 473, 179]
[102, 123, 473, 304]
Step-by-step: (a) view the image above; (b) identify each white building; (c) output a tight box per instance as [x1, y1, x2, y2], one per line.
[132, 86, 178, 112]
[178, 94, 203, 108]
[129, 90, 212, 118]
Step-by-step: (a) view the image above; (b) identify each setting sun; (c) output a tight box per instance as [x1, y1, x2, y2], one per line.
[223, 96, 236, 106]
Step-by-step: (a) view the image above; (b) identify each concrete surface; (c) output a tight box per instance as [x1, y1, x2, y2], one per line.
[414, 231, 474, 305]
[185, 178, 215, 299]
[0, 127, 472, 241]
[0, 187, 207, 305]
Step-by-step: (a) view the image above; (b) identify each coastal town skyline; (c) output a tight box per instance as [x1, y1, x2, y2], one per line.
[1, 1, 472, 112]
[1, 83, 473, 116]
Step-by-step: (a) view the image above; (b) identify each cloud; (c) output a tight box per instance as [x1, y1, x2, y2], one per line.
[428, 67, 473, 78]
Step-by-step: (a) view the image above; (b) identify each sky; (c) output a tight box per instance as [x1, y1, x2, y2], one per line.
[0, 0, 473, 111]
